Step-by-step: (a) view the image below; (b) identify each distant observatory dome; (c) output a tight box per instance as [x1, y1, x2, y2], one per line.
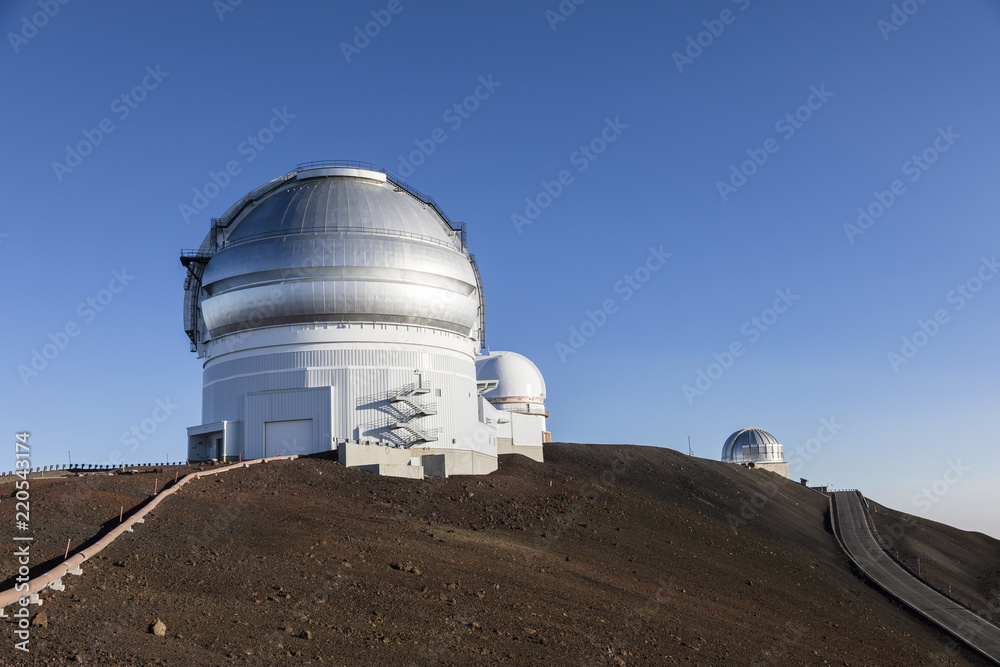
[475, 351, 547, 417]
[721, 427, 784, 464]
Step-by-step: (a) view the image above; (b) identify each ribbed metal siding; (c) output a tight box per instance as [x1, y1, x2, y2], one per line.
[205, 347, 472, 385]
[203, 346, 488, 457]
[243, 387, 333, 459]
[511, 413, 544, 447]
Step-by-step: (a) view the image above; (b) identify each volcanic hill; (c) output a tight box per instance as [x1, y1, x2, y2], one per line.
[0, 443, 997, 666]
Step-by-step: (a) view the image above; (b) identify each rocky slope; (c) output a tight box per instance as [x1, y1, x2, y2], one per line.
[870, 499, 1000, 621]
[0, 443, 995, 666]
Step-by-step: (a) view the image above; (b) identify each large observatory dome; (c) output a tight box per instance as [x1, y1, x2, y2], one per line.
[184, 163, 482, 348]
[180, 161, 548, 478]
[721, 427, 783, 464]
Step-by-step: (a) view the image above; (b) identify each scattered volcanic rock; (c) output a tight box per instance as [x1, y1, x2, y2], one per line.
[149, 619, 166, 637]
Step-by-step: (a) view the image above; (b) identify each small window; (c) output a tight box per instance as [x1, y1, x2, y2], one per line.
[436, 388, 442, 397]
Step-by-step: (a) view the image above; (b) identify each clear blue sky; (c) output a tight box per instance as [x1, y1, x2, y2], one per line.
[3, 0, 998, 538]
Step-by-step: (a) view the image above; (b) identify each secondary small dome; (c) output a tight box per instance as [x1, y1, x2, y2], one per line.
[721, 427, 783, 464]
[476, 351, 547, 416]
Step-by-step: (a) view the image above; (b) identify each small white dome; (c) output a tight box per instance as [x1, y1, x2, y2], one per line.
[476, 351, 546, 405]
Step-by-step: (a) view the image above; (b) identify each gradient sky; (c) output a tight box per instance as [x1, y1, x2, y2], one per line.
[3, 0, 998, 538]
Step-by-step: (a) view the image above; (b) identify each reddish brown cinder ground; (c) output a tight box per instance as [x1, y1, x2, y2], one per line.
[0, 443, 995, 666]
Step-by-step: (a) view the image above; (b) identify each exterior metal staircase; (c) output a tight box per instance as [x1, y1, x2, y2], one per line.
[392, 422, 438, 444]
[389, 382, 437, 416]
[388, 382, 438, 444]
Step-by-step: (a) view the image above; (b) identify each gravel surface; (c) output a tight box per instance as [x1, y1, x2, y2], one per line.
[0, 444, 994, 666]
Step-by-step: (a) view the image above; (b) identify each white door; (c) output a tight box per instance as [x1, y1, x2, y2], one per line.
[264, 419, 313, 456]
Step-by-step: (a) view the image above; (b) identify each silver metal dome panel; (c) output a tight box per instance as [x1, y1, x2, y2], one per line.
[224, 177, 464, 249]
[202, 275, 478, 336]
[185, 166, 483, 342]
[721, 427, 783, 463]
[202, 235, 476, 292]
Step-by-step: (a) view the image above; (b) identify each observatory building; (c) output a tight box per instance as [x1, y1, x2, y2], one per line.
[720, 427, 789, 478]
[475, 351, 550, 463]
[180, 162, 547, 477]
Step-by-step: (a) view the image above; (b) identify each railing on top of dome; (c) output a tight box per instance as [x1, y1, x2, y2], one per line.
[217, 225, 463, 252]
[295, 159, 382, 171]
[210, 170, 299, 232]
[294, 160, 468, 250]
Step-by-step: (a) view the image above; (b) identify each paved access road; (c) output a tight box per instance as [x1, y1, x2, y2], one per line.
[832, 491, 1000, 664]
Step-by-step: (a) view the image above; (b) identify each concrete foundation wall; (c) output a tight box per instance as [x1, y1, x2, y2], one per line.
[497, 438, 544, 463]
[753, 461, 790, 478]
[355, 463, 424, 479]
[338, 441, 413, 467]
[411, 447, 498, 476]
